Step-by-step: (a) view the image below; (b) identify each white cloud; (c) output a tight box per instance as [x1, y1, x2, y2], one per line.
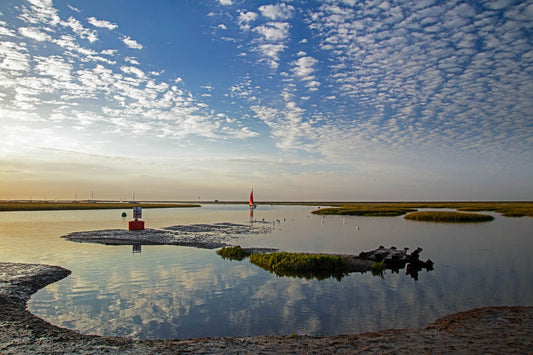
[120, 65, 146, 78]
[217, 0, 233, 5]
[62, 16, 98, 42]
[0, 22, 16, 37]
[484, 0, 513, 10]
[0, 42, 30, 73]
[258, 3, 295, 20]
[293, 56, 318, 80]
[125, 57, 140, 65]
[251, 96, 317, 151]
[121, 36, 143, 49]
[257, 44, 286, 68]
[18, 27, 51, 41]
[87, 17, 118, 30]
[35, 56, 73, 81]
[21, 0, 61, 27]
[238, 11, 258, 30]
[67, 5, 80, 13]
[101, 49, 117, 56]
[253, 22, 290, 42]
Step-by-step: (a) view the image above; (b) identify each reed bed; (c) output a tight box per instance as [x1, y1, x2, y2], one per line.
[216, 246, 251, 261]
[404, 211, 494, 223]
[312, 206, 416, 216]
[311, 202, 532, 217]
[249, 252, 348, 280]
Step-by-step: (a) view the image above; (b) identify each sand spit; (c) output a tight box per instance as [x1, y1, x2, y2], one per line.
[62, 222, 273, 249]
[1, 262, 532, 354]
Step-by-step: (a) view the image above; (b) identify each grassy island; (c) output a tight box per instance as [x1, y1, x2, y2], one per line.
[249, 252, 348, 280]
[310, 202, 532, 218]
[0, 201, 200, 212]
[216, 245, 252, 261]
[404, 211, 494, 223]
[311, 205, 416, 216]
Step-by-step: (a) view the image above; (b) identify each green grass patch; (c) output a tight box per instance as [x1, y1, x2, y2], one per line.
[0, 201, 200, 211]
[371, 259, 386, 277]
[249, 252, 348, 280]
[216, 246, 251, 261]
[404, 211, 494, 223]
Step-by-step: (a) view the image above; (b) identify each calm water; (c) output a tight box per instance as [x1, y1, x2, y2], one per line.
[0, 205, 531, 339]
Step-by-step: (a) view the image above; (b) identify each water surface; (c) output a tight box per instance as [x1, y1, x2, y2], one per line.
[0, 205, 531, 339]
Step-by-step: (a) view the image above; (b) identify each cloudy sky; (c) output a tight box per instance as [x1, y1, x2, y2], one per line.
[1, 0, 532, 201]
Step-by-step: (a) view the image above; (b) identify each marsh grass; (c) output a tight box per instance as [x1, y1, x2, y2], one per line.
[311, 202, 532, 218]
[312, 206, 416, 216]
[0, 201, 200, 211]
[216, 245, 251, 261]
[249, 252, 348, 280]
[404, 211, 494, 223]
[371, 259, 386, 277]
[455, 203, 533, 217]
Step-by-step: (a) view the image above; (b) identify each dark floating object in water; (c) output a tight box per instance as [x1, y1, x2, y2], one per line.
[121, 212, 127, 217]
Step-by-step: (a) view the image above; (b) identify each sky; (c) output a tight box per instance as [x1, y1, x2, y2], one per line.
[0, 0, 532, 202]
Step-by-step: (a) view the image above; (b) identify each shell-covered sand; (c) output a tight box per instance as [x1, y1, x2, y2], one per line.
[1, 262, 532, 354]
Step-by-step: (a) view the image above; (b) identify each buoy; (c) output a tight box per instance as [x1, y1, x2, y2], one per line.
[121, 212, 127, 217]
[342, 218, 346, 224]
[128, 206, 145, 230]
[355, 225, 359, 231]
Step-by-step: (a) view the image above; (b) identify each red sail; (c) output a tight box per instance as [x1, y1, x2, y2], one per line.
[249, 190, 254, 206]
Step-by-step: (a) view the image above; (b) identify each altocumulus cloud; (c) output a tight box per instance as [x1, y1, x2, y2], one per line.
[0, 0, 532, 200]
[210, 0, 532, 163]
[0, 0, 259, 158]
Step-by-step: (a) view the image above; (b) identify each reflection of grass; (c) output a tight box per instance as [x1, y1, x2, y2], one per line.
[216, 246, 251, 261]
[310, 202, 532, 218]
[371, 259, 385, 278]
[249, 252, 348, 281]
[0, 201, 200, 211]
[404, 211, 494, 222]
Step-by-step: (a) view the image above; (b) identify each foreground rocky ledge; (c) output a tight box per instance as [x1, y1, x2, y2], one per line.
[1, 262, 532, 354]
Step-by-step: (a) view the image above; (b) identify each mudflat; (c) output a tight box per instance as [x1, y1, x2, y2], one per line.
[1, 262, 531, 354]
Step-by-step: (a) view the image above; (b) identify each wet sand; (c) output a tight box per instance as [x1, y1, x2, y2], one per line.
[1, 262, 531, 354]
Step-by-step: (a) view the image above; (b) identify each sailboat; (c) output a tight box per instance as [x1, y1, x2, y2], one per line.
[249, 189, 256, 209]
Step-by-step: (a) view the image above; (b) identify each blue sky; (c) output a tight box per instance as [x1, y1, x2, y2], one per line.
[0, 0, 532, 201]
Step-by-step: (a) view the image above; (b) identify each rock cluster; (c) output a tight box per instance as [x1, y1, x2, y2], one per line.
[358, 246, 434, 279]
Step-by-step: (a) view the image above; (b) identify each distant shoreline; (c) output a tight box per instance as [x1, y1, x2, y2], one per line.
[0, 201, 200, 212]
[1, 201, 532, 216]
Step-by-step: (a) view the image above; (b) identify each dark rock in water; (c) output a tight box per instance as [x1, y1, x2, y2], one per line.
[354, 246, 434, 279]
